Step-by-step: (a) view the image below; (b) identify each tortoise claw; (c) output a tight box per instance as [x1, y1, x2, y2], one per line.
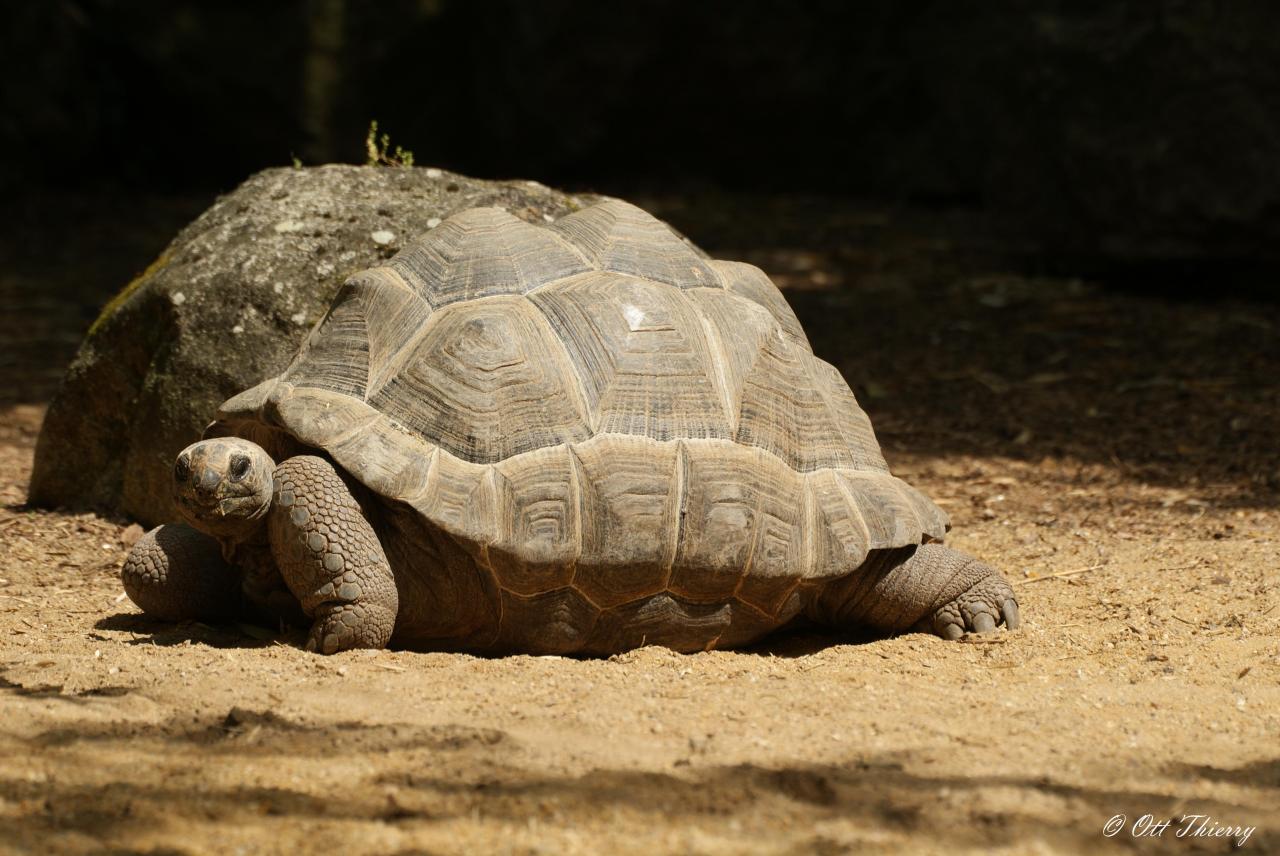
[1002, 598, 1021, 630]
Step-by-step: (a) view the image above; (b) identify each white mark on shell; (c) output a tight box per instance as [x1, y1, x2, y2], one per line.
[425, 168, 443, 179]
[171, 292, 186, 306]
[371, 230, 396, 246]
[622, 303, 645, 331]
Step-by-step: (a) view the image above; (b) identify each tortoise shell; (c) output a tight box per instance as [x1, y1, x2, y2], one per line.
[214, 200, 947, 652]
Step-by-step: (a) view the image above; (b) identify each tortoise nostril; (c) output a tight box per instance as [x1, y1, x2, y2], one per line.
[196, 468, 221, 496]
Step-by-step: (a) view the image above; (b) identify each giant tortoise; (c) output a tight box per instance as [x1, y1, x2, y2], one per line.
[121, 199, 1019, 654]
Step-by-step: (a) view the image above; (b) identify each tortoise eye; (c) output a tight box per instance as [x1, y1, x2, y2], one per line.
[229, 454, 252, 482]
[174, 455, 191, 483]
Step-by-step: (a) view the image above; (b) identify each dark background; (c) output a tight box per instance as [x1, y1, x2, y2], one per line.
[5, 0, 1280, 271]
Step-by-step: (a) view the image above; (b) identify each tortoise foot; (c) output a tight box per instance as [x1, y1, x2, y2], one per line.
[305, 601, 396, 654]
[927, 574, 1020, 640]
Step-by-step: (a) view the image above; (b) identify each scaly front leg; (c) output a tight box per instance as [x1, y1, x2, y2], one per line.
[268, 456, 399, 653]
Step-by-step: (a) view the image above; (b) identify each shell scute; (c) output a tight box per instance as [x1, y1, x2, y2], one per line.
[711, 260, 810, 347]
[733, 332, 853, 472]
[487, 444, 581, 596]
[530, 273, 730, 440]
[366, 295, 590, 463]
[552, 200, 717, 289]
[388, 207, 590, 307]
[568, 436, 681, 608]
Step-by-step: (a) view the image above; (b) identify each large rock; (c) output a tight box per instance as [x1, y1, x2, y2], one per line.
[30, 165, 602, 525]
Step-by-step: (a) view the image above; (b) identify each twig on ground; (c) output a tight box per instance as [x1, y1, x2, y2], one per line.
[0, 594, 38, 606]
[1016, 563, 1105, 585]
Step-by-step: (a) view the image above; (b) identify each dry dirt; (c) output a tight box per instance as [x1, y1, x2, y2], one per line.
[0, 191, 1277, 855]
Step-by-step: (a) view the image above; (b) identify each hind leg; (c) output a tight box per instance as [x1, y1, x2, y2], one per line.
[121, 524, 241, 622]
[812, 543, 1020, 639]
[268, 455, 399, 654]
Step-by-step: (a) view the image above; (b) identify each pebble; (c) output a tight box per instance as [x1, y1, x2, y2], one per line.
[371, 230, 396, 246]
[171, 292, 186, 306]
[425, 168, 443, 179]
[274, 220, 305, 233]
[120, 524, 144, 547]
[426, 218, 441, 229]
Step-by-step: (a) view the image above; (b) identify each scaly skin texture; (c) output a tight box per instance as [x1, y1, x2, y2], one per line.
[120, 524, 241, 622]
[811, 543, 1020, 638]
[268, 456, 399, 654]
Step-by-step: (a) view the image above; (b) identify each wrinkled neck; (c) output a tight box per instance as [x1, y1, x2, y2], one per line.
[213, 517, 269, 565]
[228, 529, 309, 628]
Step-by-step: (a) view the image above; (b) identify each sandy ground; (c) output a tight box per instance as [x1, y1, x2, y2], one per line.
[1, 191, 1278, 854]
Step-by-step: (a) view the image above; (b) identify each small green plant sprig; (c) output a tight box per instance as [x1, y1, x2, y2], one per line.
[365, 120, 415, 167]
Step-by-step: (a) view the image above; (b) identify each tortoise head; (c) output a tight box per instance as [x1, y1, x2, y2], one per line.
[172, 438, 276, 539]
